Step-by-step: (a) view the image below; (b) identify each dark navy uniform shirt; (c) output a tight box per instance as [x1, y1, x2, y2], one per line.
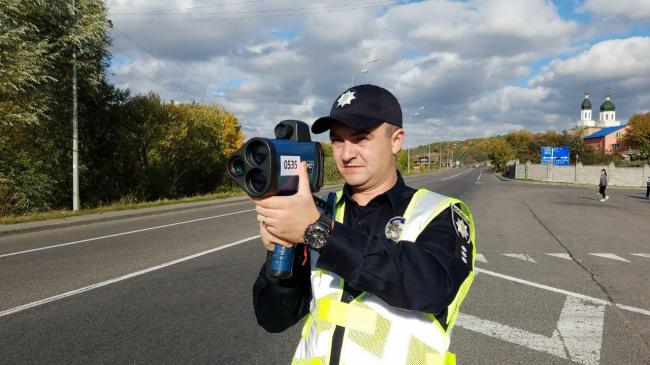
[253, 172, 472, 343]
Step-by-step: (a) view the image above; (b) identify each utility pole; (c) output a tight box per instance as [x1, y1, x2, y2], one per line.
[72, 0, 79, 211]
[405, 107, 423, 175]
[451, 143, 455, 168]
[428, 143, 431, 170]
[407, 145, 410, 175]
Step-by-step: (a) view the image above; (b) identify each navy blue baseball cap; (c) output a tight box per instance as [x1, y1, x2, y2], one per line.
[311, 84, 403, 134]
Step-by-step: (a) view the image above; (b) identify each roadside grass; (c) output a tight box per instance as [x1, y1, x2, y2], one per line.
[0, 189, 245, 225]
[0, 168, 447, 225]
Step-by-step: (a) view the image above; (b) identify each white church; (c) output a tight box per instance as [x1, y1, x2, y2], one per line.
[574, 89, 621, 136]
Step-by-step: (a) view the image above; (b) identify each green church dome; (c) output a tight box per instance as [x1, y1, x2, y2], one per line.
[600, 91, 615, 112]
[600, 100, 615, 112]
[581, 98, 592, 110]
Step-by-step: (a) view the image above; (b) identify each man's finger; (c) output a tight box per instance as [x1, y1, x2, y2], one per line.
[252, 195, 284, 209]
[255, 205, 275, 218]
[297, 161, 311, 194]
[262, 225, 293, 247]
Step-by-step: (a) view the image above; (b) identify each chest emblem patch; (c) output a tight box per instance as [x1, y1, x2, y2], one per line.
[385, 216, 405, 243]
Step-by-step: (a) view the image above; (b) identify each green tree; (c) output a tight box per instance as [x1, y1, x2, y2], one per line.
[505, 130, 536, 162]
[0, 0, 55, 128]
[482, 138, 515, 170]
[147, 101, 243, 198]
[321, 142, 343, 184]
[0, 0, 114, 213]
[624, 112, 650, 160]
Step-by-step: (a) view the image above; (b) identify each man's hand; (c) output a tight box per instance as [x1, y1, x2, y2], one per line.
[259, 223, 292, 251]
[252, 161, 320, 245]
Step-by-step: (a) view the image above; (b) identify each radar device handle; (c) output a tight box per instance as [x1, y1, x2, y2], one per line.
[269, 245, 294, 279]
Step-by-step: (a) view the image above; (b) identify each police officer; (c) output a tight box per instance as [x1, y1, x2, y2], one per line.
[251, 84, 476, 365]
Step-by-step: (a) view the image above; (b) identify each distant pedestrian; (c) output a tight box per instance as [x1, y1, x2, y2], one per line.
[599, 169, 609, 202]
[645, 175, 650, 199]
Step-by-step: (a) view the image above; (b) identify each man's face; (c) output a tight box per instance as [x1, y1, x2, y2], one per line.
[329, 122, 404, 190]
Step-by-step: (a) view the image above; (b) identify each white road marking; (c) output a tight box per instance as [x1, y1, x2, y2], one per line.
[404, 174, 439, 182]
[440, 170, 467, 181]
[631, 253, 650, 259]
[502, 253, 537, 263]
[477, 169, 483, 181]
[475, 267, 650, 316]
[556, 296, 606, 365]
[0, 209, 256, 259]
[456, 313, 566, 359]
[457, 296, 606, 365]
[589, 253, 629, 262]
[475, 253, 488, 263]
[0, 235, 260, 318]
[546, 253, 573, 261]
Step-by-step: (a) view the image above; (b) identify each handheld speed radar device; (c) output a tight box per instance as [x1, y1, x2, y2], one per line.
[227, 120, 325, 279]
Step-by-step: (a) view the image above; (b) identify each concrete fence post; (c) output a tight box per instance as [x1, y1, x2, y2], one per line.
[576, 162, 583, 184]
[526, 160, 531, 180]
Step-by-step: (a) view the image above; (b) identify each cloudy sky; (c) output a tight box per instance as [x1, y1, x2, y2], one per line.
[106, 0, 650, 146]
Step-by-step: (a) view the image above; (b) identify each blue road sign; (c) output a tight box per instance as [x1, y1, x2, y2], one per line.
[541, 146, 570, 166]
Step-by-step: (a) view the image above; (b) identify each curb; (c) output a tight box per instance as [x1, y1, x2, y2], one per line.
[500, 177, 644, 190]
[493, 173, 513, 182]
[0, 182, 346, 236]
[0, 170, 451, 236]
[0, 195, 249, 236]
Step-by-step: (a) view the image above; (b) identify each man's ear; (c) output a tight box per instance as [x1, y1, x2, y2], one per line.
[391, 128, 404, 155]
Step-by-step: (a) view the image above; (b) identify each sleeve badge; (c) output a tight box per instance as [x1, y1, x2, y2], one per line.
[451, 204, 472, 266]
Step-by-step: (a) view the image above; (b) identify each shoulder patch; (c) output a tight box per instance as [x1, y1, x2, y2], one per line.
[451, 203, 473, 266]
[451, 204, 470, 242]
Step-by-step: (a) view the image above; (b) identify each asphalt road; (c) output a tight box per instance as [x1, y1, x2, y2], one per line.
[1, 168, 649, 364]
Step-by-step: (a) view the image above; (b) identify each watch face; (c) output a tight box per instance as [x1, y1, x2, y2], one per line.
[306, 224, 329, 250]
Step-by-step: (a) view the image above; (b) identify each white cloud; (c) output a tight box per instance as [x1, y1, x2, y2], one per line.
[582, 0, 650, 21]
[531, 37, 650, 85]
[105, 0, 649, 147]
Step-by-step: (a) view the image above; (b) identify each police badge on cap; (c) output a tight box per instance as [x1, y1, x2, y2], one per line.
[385, 216, 405, 243]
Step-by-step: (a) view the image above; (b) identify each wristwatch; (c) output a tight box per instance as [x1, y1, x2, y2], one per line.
[304, 214, 333, 251]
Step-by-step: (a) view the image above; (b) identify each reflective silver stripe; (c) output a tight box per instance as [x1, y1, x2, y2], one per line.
[400, 190, 450, 242]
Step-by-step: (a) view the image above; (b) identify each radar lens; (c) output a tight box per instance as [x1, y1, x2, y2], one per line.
[247, 141, 268, 165]
[247, 169, 267, 195]
[274, 124, 293, 139]
[229, 157, 246, 177]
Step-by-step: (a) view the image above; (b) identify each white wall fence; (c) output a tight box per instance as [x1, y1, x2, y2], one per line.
[509, 161, 649, 187]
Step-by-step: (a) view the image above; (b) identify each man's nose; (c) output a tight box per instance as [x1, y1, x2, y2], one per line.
[341, 141, 356, 161]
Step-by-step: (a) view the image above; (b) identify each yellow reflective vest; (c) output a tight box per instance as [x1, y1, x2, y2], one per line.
[292, 189, 476, 365]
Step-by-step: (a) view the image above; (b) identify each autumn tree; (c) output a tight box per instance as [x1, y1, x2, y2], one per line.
[624, 112, 650, 160]
[505, 130, 536, 162]
[145, 101, 243, 198]
[482, 138, 515, 170]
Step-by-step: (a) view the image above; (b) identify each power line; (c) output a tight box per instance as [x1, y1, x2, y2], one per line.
[112, 29, 189, 82]
[112, 0, 398, 16]
[111, 0, 264, 15]
[110, 1, 402, 23]
[109, 44, 199, 101]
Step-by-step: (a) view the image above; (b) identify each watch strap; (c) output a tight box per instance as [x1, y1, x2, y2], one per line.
[316, 213, 333, 232]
